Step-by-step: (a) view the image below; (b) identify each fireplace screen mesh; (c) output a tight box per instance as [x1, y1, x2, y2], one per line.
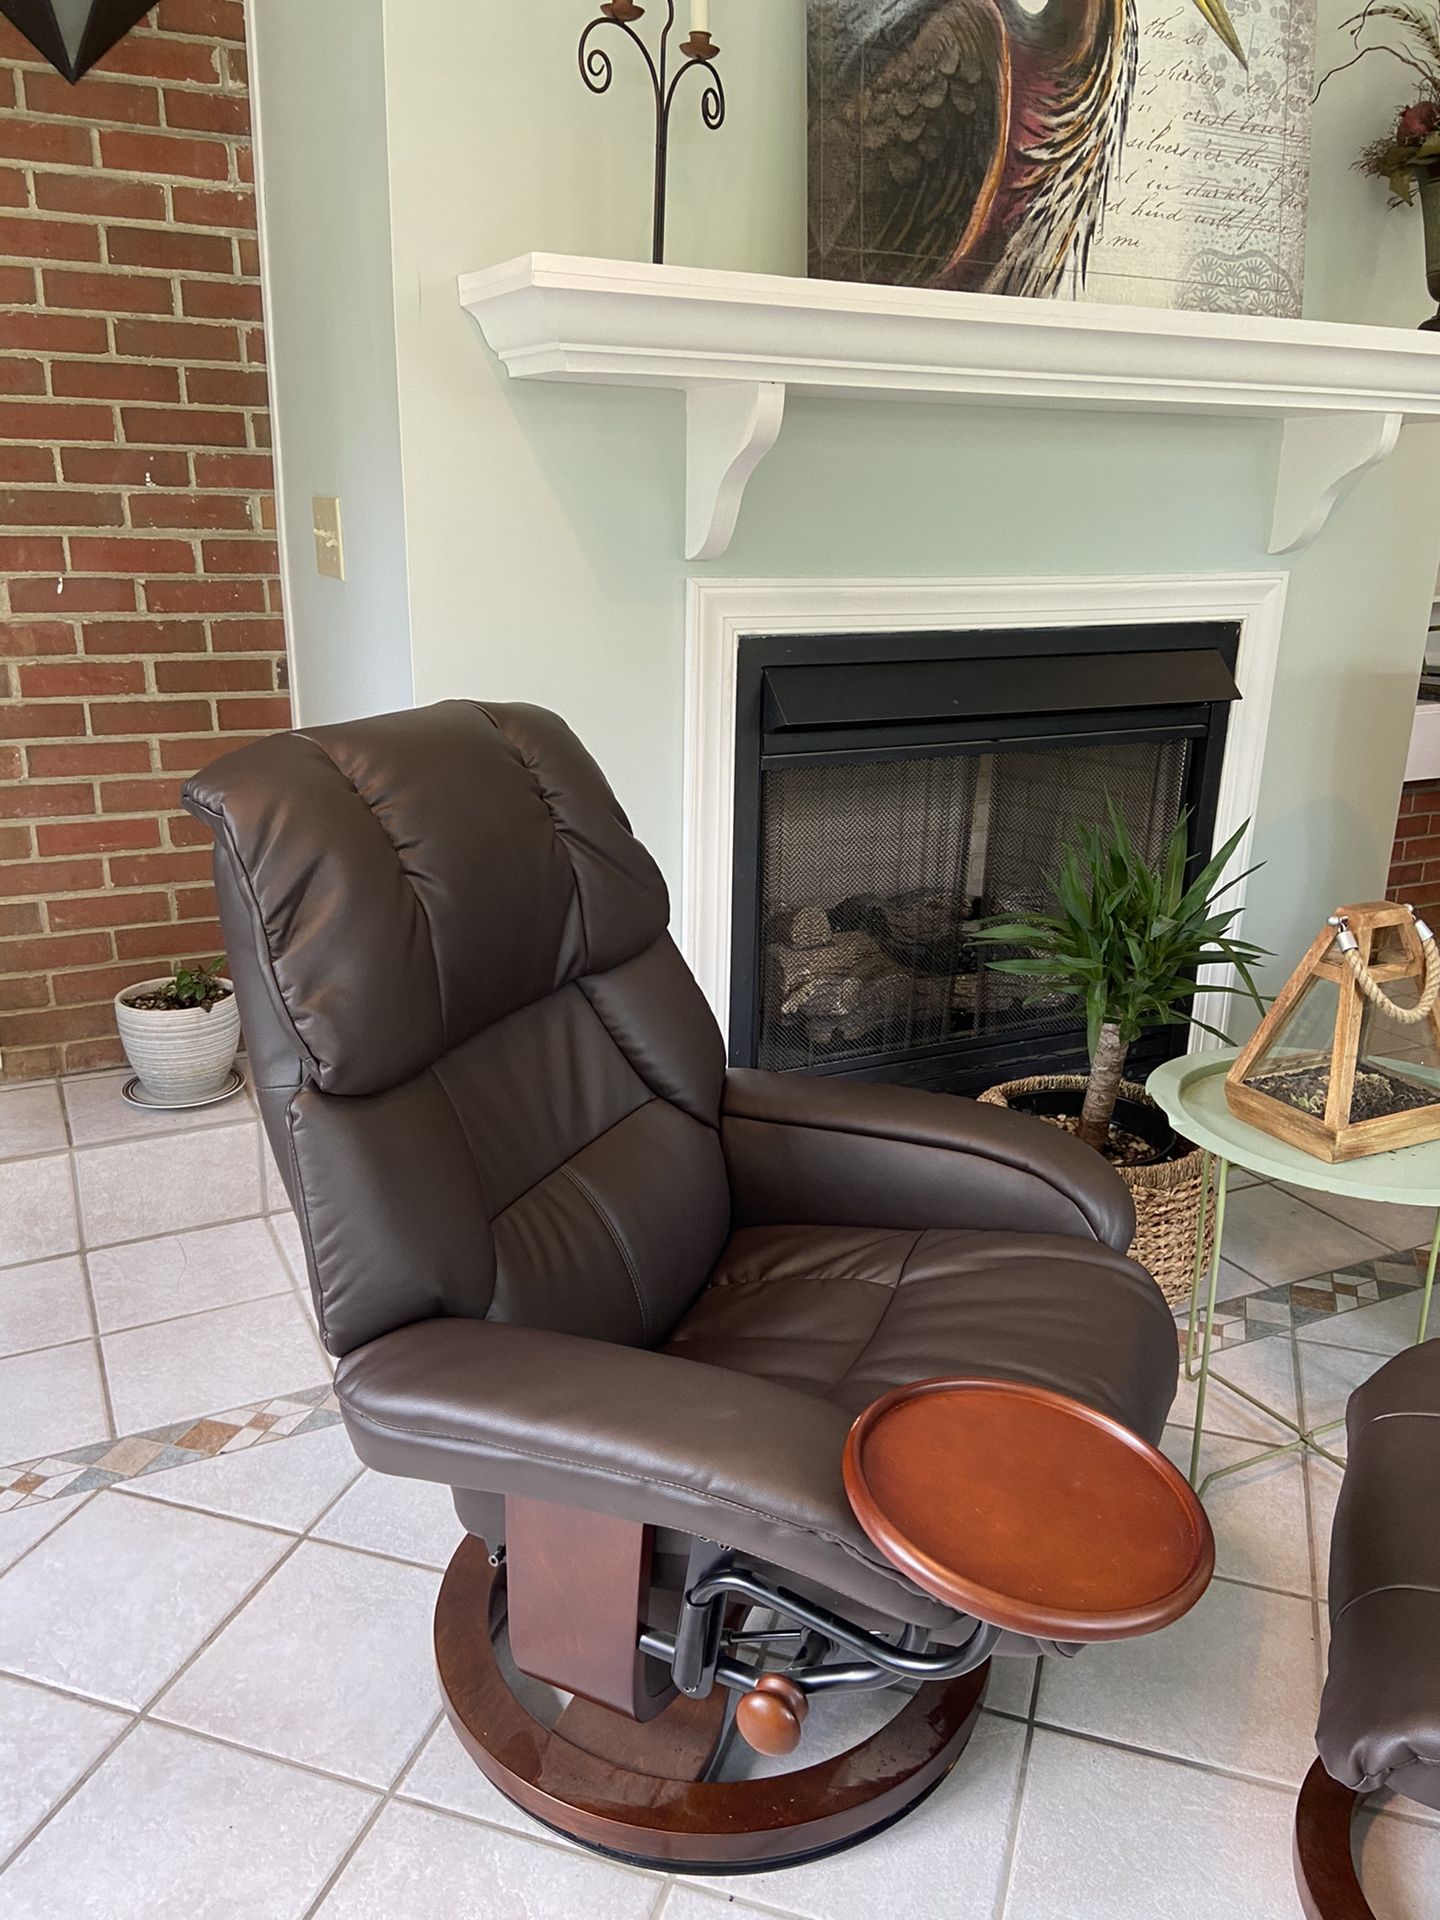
[755, 739, 1191, 1071]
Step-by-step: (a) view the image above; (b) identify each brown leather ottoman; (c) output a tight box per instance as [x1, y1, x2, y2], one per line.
[1296, 1339, 1440, 1917]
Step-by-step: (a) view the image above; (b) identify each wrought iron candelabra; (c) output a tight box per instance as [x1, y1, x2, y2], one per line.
[578, 1, 725, 265]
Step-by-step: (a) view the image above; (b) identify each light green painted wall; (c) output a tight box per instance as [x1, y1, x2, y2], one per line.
[254, 0, 1440, 1004]
[247, 0, 414, 721]
[379, 1, 806, 876]
[376, 0, 1440, 991]
[1306, 0, 1438, 327]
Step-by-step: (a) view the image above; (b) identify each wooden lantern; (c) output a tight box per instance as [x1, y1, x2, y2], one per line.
[1225, 900, 1440, 1163]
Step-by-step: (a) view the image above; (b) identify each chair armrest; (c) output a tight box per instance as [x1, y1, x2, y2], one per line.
[336, 1316, 951, 1627]
[721, 1069, 1134, 1252]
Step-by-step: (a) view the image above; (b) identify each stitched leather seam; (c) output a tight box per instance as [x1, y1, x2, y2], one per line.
[426, 1060, 497, 1285]
[481, 703, 591, 976]
[712, 1239, 1121, 1291]
[183, 795, 321, 1080]
[1348, 1758, 1439, 1797]
[184, 797, 333, 1342]
[891, 1228, 927, 1291]
[307, 736, 448, 1039]
[577, 958, 722, 1135]
[702, 1269, 900, 1293]
[429, 1055, 497, 1222]
[574, 976, 662, 1110]
[284, 1101, 331, 1349]
[1347, 1757, 1439, 1799]
[488, 1095, 652, 1227]
[831, 1232, 923, 1402]
[725, 1113, 1097, 1241]
[1330, 1581, 1440, 1632]
[558, 1160, 651, 1341]
[337, 1398, 929, 1604]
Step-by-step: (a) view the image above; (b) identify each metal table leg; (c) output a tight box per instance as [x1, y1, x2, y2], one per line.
[1183, 1148, 1212, 1388]
[1184, 1153, 1348, 1495]
[1419, 1209, 1440, 1346]
[1186, 1154, 1227, 1486]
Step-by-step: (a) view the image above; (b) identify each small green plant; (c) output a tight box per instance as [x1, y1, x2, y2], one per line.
[129, 956, 230, 1014]
[976, 808, 1268, 1152]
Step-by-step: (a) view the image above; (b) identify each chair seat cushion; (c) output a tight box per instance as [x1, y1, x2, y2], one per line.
[337, 1224, 1177, 1637]
[1318, 1339, 1440, 1813]
[664, 1224, 1177, 1442]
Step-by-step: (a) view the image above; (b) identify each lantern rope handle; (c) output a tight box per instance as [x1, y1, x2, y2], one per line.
[1332, 909, 1440, 1025]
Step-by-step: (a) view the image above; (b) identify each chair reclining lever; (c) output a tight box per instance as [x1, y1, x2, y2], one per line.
[655, 1553, 1002, 1759]
[671, 1539, 732, 1698]
[684, 1563, 999, 1684]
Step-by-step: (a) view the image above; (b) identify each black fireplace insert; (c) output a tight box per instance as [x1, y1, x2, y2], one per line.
[728, 622, 1242, 1096]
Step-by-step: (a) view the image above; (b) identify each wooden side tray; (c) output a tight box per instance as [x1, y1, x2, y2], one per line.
[844, 1377, 1215, 1642]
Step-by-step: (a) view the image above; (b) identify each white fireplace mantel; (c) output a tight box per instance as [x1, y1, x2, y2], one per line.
[459, 253, 1440, 563]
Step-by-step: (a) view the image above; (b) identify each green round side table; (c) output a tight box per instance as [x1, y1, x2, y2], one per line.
[1146, 1051, 1440, 1493]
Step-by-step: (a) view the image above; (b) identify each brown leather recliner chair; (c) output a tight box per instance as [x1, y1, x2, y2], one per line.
[1295, 1339, 1440, 1918]
[184, 700, 1182, 1871]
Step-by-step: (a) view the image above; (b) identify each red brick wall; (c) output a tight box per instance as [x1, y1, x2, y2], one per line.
[0, 1, 289, 1080]
[1387, 780, 1440, 924]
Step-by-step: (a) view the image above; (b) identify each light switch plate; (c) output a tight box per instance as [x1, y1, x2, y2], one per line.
[312, 496, 345, 581]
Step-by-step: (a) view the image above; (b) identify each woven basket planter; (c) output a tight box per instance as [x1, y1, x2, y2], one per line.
[978, 1074, 1214, 1307]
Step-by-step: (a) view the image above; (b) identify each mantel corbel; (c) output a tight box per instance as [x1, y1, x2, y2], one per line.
[1268, 411, 1405, 555]
[685, 381, 786, 561]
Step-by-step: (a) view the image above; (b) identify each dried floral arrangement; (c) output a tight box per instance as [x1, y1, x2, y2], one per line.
[1323, 3, 1440, 201]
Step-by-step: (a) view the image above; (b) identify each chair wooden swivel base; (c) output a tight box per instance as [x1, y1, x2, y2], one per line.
[433, 1380, 1214, 1872]
[435, 1529, 987, 1871]
[1293, 1762, 1376, 1920]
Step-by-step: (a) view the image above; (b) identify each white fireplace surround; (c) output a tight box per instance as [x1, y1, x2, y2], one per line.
[681, 571, 1288, 1057]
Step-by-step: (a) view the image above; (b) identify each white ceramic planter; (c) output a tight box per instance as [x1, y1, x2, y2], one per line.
[114, 977, 241, 1106]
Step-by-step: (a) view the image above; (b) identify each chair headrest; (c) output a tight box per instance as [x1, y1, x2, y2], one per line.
[183, 700, 669, 1096]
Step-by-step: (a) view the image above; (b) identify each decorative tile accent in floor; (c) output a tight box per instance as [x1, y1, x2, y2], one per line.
[1181, 1245, 1429, 1351]
[0, 1385, 341, 1511]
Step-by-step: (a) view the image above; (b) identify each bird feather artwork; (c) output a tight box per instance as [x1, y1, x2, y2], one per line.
[809, 0, 1317, 315]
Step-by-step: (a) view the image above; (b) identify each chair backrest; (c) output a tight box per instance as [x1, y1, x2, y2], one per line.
[184, 702, 732, 1357]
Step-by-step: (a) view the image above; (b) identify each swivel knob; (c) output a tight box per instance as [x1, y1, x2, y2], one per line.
[736, 1674, 808, 1756]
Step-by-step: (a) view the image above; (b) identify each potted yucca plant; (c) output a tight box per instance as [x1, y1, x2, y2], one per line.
[114, 955, 242, 1108]
[974, 807, 1267, 1301]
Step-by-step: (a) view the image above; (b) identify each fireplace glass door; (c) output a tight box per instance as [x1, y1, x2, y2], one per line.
[755, 739, 1189, 1073]
[728, 623, 1240, 1094]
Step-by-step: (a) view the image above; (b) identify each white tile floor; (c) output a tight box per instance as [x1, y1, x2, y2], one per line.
[1, 1069, 1439, 1919]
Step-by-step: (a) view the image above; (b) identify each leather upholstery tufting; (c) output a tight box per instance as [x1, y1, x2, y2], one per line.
[666, 1225, 1177, 1433]
[186, 703, 729, 1355]
[186, 702, 671, 1097]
